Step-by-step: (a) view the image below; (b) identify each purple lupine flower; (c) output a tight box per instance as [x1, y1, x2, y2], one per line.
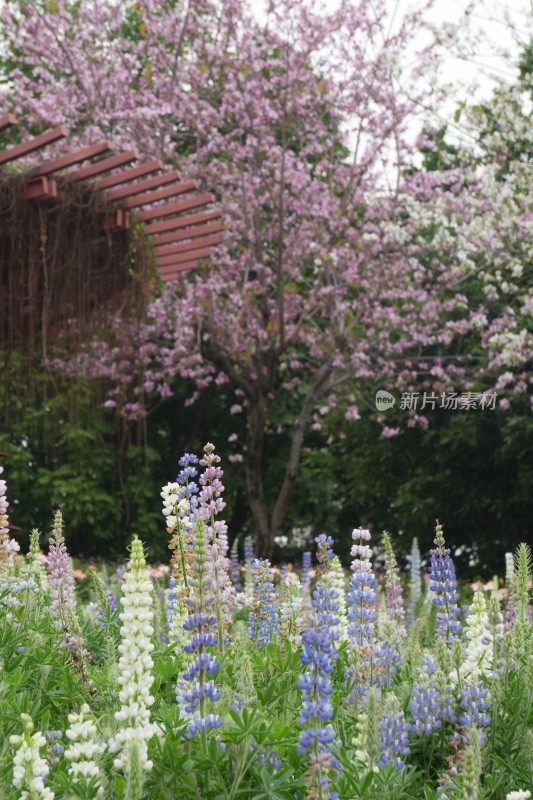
[408, 537, 422, 627]
[47, 511, 90, 666]
[167, 574, 177, 630]
[0, 465, 10, 542]
[45, 730, 64, 765]
[230, 538, 242, 592]
[375, 637, 401, 688]
[383, 532, 406, 637]
[302, 551, 312, 591]
[298, 579, 340, 799]
[410, 677, 441, 735]
[347, 528, 376, 647]
[428, 523, 462, 645]
[248, 559, 280, 646]
[315, 534, 335, 566]
[458, 680, 491, 745]
[198, 443, 233, 649]
[379, 696, 411, 769]
[410, 656, 442, 736]
[175, 517, 222, 738]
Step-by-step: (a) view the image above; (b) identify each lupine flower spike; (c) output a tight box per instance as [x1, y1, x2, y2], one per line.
[64, 704, 105, 798]
[109, 537, 156, 798]
[345, 528, 376, 702]
[428, 522, 461, 645]
[279, 573, 303, 650]
[298, 577, 340, 799]
[198, 443, 233, 649]
[47, 511, 90, 673]
[10, 714, 54, 800]
[383, 532, 406, 637]
[452, 592, 492, 683]
[248, 558, 280, 646]
[175, 516, 222, 738]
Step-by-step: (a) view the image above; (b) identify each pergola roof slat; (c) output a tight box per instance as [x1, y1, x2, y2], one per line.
[159, 261, 197, 283]
[156, 233, 222, 262]
[2, 117, 222, 301]
[159, 262, 199, 280]
[0, 124, 68, 166]
[162, 246, 212, 265]
[137, 192, 214, 222]
[0, 113, 18, 132]
[64, 150, 139, 183]
[154, 222, 223, 253]
[145, 208, 222, 237]
[106, 169, 181, 201]
[34, 140, 114, 176]
[94, 158, 163, 190]
[123, 179, 198, 209]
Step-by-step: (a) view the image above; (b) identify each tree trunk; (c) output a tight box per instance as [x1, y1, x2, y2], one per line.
[246, 363, 333, 559]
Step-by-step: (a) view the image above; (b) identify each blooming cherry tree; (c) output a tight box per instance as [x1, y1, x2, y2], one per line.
[1, 0, 531, 555]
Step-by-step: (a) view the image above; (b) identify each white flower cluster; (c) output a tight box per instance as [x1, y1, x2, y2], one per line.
[505, 552, 515, 587]
[452, 591, 492, 683]
[10, 714, 54, 800]
[330, 557, 348, 642]
[279, 574, 303, 648]
[64, 703, 105, 796]
[109, 537, 156, 774]
[506, 791, 531, 800]
[161, 482, 193, 533]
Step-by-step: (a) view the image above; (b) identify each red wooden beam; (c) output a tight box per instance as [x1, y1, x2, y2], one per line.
[0, 113, 17, 132]
[159, 246, 212, 265]
[123, 179, 198, 209]
[21, 177, 58, 200]
[95, 158, 163, 190]
[156, 234, 221, 262]
[105, 169, 181, 201]
[103, 209, 131, 230]
[64, 150, 139, 183]
[154, 222, 223, 253]
[137, 192, 214, 222]
[158, 262, 199, 280]
[0, 124, 68, 166]
[144, 209, 221, 238]
[34, 140, 114, 176]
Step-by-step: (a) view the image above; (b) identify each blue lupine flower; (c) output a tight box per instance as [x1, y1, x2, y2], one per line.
[379, 696, 411, 769]
[458, 680, 490, 745]
[248, 559, 280, 646]
[302, 551, 312, 592]
[315, 534, 335, 565]
[409, 664, 442, 736]
[375, 638, 401, 688]
[298, 581, 340, 799]
[175, 518, 222, 737]
[167, 574, 176, 630]
[429, 523, 462, 644]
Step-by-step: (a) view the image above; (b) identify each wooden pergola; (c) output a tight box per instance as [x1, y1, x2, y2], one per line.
[0, 113, 222, 354]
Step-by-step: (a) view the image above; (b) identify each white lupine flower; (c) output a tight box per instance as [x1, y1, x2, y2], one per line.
[108, 538, 156, 779]
[330, 556, 348, 642]
[64, 703, 105, 797]
[505, 552, 515, 586]
[10, 714, 54, 800]
[506, 791, 531, 800]
[279, 574, 303, 648]
[451, 591, 492, 683]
